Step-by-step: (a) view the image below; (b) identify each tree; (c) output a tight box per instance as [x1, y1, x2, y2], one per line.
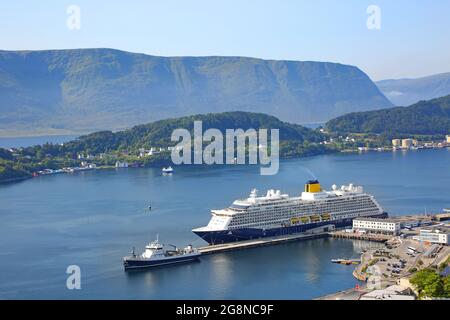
[444, 276, 450, 298]
[410, 269, 445, 298]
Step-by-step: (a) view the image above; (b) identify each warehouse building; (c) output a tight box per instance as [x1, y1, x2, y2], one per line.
[353, 218, 401, 235]
[419, 228, 449, 245]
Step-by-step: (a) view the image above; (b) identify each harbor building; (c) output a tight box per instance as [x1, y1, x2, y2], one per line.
[446, 135, 450, 144]
[418, 228, 449, 245]
[353, 218, 400, 235]
[392, 139, 401, 147]
[115, 161, 129, 168]
[401, 139, 413, 149]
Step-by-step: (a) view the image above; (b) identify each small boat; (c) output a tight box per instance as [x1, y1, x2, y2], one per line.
[331, 258, 360, 265]
[162, 166, 174, 174]
[123, 237, 200, 270]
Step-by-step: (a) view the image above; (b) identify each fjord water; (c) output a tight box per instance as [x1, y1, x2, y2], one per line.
[0, 149, 449, 299]
[0, 135, 79, 149]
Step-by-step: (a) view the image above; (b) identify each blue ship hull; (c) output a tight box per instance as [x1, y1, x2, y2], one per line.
[193, 213, 387, 245]
[123, 255, 200, 270]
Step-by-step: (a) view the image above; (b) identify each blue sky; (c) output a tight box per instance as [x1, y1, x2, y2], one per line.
[1, 0, 449, 80]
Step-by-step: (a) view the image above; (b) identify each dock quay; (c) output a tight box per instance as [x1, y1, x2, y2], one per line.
[197, 212, 447, 256]
[198, 232, 329, 255]
[433, 212, 450, 222]
[330, 231, 392, 242]
[314, 285, 368, 300]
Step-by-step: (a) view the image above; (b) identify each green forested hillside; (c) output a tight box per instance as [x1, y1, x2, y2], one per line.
[0, 149, 31, 182]
[60, 111, 325, 154]
[1, 112, 331, 183]
[326, 95, 450, 135]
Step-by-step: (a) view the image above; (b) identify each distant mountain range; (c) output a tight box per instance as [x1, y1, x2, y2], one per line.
[0, 49, 392, 136]
[376, 72, 450, 106]
[326, 94, 450, 135]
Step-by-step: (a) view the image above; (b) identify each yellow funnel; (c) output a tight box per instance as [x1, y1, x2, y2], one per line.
[305, 180, 321, 193]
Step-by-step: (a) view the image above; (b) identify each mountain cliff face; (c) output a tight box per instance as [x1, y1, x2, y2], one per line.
[0, 49, 392, 135]
[376, 72, 450, 106]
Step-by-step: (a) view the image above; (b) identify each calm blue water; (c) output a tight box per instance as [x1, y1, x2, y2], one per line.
[0, 149, 449, 299]
[0, 135, 79, 148]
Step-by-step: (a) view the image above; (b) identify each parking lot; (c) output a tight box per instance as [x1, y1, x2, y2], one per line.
[359, 227, 448, 287]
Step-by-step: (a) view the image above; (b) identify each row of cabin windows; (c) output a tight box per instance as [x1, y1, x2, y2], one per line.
[243, 198, 377, 214]
[229, 207, 379, 227]
[230, 205, 378, 224]
[229, 210, 376, 229]
[234, 200, 377, 218]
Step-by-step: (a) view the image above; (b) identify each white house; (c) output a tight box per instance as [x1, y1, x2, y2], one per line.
[353, 218, 400, 235]
[115, 161, 129, 168]
[419, 228, 449, 245]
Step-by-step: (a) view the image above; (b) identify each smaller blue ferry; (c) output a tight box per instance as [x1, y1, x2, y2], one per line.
[123, 237, 200, 270]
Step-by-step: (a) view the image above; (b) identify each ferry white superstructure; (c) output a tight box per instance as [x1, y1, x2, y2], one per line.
[193, 180, 386, 244]
[123, 237, 200, 270]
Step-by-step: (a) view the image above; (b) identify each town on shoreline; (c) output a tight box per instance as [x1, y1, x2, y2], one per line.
[4, 133, 449, 183]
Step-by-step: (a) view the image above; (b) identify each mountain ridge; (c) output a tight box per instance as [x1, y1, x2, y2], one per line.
[0, 48, 392, 136]
[376, 72, 450, 106]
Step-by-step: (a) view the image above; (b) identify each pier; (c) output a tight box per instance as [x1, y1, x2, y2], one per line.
[433, 212, 450, 222]
[198, 228, 393, 256]
[197, 213, 447, 256]
[330, 231, 392, 242]
[198, 232, 329, 255]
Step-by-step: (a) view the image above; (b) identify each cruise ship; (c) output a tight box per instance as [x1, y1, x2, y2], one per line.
[192, 180, 387, 245]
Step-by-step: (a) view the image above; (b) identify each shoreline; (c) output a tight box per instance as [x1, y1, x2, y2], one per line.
[0, 150, 335, 184]
[1, 147, 448, 185]
[0, 175, 32, 184]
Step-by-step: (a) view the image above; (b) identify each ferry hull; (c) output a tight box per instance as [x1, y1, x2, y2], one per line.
[123, 255, 200, 270]
[193, 213, 387, 245]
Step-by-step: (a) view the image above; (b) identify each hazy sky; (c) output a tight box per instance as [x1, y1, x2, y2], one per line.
[1, 0, 449, 81]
